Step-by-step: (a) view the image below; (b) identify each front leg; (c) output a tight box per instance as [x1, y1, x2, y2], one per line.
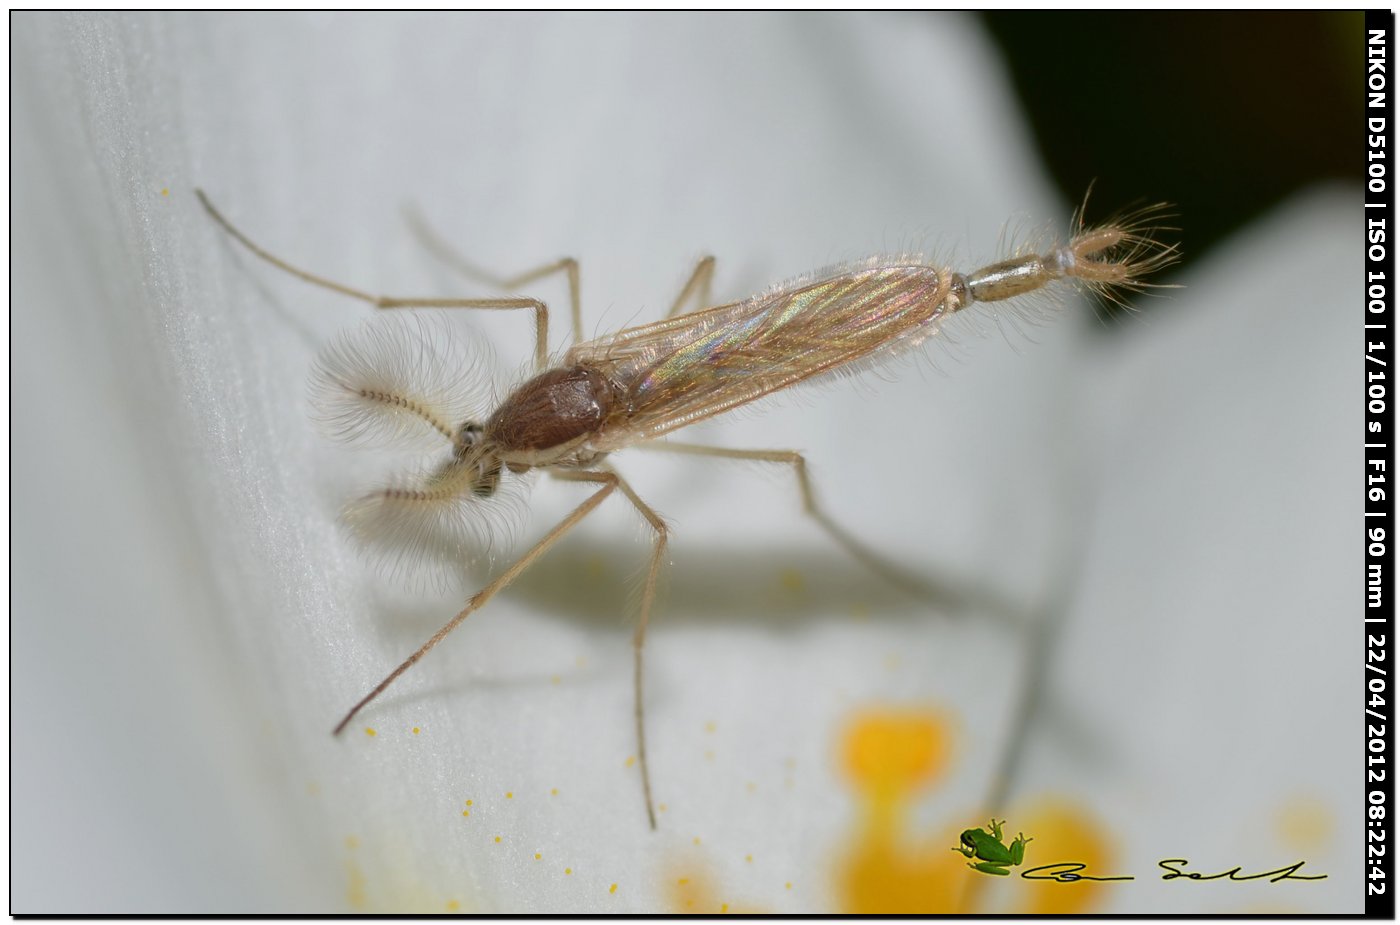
[550, 468, 669, 831]
[403, 203, 583, 350]
[198, 190, 555, 371]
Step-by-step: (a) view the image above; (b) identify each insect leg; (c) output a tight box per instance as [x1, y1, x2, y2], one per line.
[638, 441, 966, 607]
[664, 256, 717, 319]
[402, 204, 583, 350]
[551, 468, 668, 831]
[330, 474, 618, 736]
[197, 190, 554, 371]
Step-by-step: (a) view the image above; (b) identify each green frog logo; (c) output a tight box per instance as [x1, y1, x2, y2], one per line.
[953, 818, 1033, 876]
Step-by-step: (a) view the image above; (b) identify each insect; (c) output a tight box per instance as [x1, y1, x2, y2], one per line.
[197, 190, 1175, 830]
[954, 818, 1033, 876]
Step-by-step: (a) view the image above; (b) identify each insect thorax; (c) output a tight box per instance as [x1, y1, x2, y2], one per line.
[486, 364, 617, 469]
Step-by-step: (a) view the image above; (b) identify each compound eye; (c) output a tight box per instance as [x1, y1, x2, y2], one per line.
[453, 421, 484, 459]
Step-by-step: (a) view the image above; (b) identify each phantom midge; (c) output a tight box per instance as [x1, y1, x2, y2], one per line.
[198, 190, 1175, 829]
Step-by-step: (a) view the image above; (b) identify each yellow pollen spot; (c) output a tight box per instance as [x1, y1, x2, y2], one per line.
[785, 882, 792, 890]
[364, 727, 377, 737]
[1277, 795, 1334, 851]
[551, 788, 559, 796]
[494, 836, 502, 844]
[625, 755, 637, 768]
[704, 721, 717, 733]
[445, 900, 460, 912]
[465, 799, 473, 806]
[721, 903, 729, 913]
[506, 791, 514, 799]
[565, 867, 573, 875]
[659, 803, 668, 813]
[842, 709, 952, 797]
[1007, 799, 1116, 914]
[534, 853, 542, 860]
[462, 810, 470, 817]
[693, 836, 702, 846]
[834, 708, 967, 913]
[609, 883, 618, 894]
[678, 878, 689, 886]
[745, 854, 753, 863]
[412, 726, 421, 734]
[160, 188, 169, 196]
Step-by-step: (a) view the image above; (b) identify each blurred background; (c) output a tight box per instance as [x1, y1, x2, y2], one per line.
[11, 11, 1363, 914]
[986, 10, 1360, 305]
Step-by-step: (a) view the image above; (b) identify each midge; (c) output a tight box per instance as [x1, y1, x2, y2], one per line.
[198, 191, 1175, 829]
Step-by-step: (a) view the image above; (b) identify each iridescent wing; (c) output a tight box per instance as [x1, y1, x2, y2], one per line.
[567, 262, 953, 451]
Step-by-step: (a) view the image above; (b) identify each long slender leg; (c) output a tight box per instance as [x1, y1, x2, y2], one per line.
[330, 474, 617, 736]
[403, 204, 583, 348]
[637, 441, 951, 604]
[197, 190, 552, 371]
[551, 468, 668, 830]
[665, 256, 717, 319]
